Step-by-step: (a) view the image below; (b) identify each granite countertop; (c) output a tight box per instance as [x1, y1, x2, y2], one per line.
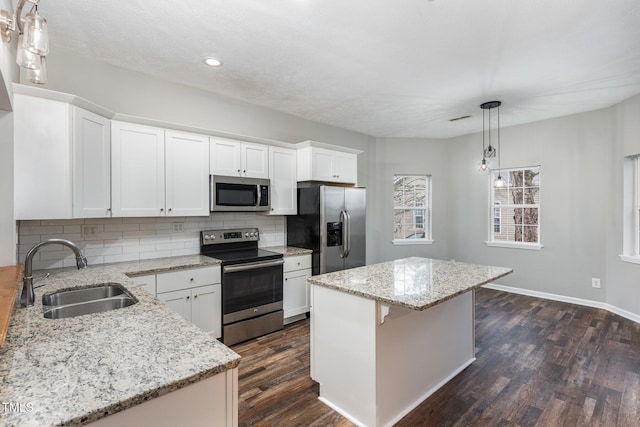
[0, 255, 239, 427]
[308, 257, 513, 311]
[262, 246, 313, 256]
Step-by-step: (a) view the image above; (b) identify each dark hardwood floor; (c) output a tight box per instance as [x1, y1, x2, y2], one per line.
[231, 288, 640, 426]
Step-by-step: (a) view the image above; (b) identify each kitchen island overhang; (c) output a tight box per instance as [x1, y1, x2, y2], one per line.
[308, 257, 513, 427]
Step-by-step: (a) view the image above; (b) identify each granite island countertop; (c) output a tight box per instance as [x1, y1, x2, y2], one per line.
[308, 257, 513, 311]
[0, 255, 239, 427]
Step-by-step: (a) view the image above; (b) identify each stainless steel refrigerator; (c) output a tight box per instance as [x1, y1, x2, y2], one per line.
[287, 185, 366, 275]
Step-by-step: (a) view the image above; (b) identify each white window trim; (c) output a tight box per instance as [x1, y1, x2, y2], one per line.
[620, 155, 640, 264]
[485, 240, 544, 250]
[393, 239, 434, 246]
[488, 166, 542, 249]
[620, 254, 640, 265]
[393, 174, 433, 244]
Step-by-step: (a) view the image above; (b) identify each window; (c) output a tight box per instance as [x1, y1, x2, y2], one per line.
[393, 175, 432, 244]
[621, 155, 640, 264]
[488, 166, 542, 250]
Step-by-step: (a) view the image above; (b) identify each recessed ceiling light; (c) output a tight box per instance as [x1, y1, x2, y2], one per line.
[204, 57, 223, 67]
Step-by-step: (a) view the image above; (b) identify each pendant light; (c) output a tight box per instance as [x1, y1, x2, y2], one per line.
[0, 0, 50, 84]
[479, 101, 504, 186]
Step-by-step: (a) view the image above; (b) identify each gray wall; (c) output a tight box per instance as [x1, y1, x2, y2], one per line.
[370, 138, 451, 263]
[447, 109, 613, 302]
[607, 94, 640, 314]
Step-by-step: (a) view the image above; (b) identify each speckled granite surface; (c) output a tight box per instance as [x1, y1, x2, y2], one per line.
[263, 246, 313, 256]
[308, 257, 513, 311]
[0, 255, 239, 427]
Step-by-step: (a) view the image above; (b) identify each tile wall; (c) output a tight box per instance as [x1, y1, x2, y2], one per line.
[17, 213, 286, 270]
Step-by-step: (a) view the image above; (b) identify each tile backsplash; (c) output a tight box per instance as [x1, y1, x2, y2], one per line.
[17, 213, 286, 270]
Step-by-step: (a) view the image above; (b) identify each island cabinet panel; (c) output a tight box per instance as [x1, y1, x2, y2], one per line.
[87, 368, 238, 427]
[310, 285, 475, 427]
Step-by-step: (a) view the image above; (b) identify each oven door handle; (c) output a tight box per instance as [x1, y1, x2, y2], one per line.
[223, 258, 284, 273]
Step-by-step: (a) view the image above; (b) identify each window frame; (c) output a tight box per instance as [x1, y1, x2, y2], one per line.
[486, 166, 543, 250]
[621, 155, 640, 264]
[392, 174, 434, 246]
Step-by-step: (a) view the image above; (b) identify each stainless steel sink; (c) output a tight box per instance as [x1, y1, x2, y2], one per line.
[42, 283, 137, 319]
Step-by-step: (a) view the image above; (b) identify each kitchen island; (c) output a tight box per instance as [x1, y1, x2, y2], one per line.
[0, 256, 240, 427]
[308, 257, 512, 427]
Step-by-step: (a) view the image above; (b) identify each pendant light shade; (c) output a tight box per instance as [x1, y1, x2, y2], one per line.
[16, 33, 38, 69]
[25, 55, 47, 84]
[23, 9, 49, 56]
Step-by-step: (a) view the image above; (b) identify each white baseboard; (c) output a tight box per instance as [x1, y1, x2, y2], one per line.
[482, 283, 640, 325]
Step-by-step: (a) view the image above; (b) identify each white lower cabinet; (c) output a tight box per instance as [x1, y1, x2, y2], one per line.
[283, 254, 312, 323]
[155, 266, 222, 339]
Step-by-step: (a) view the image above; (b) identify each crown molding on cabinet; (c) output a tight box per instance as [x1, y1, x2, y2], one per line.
[12, 84, 361, 156]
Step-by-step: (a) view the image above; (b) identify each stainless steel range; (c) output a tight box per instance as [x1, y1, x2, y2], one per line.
[201, 228, 284, 346]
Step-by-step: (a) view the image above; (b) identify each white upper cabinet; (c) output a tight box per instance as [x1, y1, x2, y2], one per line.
[112, 122, 166, 217]
[267, 146, 297, 215]
[165, 131, 210, 216]
[297, 146, 358, 184]
[73, 107, 111, 218]
[242, 142, 269, 178]
[112, 122, 210, 217]
[210, 137, 268, 179]
[14, 94, 111, 219]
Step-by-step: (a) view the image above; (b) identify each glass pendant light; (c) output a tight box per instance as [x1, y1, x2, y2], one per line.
[22, 7, 49, 56]
[25, 55, 47, 84]
[16, 33, 38, 69]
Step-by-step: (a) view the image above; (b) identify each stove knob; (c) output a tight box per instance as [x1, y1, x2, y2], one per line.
[211, 234, 216, 240]
[245, 232, 249, 238]
[203, 234, 210, 240]
[255, 231, 259, 238]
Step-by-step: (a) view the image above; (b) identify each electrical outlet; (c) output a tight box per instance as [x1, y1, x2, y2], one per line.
[82, 226, 97, 238]
[172, 222, 185, 233]
[591, 278, 601, 288]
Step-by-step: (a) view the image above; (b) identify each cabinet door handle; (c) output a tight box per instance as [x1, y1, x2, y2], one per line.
[190, 277, 194, 282]
[160, 208, 164, 212]
[194, 294, 198, 299]
[168, 208, 172, 212]
[186, 296, 190, 300]
[285, 278, 288, 281]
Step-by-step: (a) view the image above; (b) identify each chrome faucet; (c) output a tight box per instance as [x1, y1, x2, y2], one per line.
[21, 238, 88, 307]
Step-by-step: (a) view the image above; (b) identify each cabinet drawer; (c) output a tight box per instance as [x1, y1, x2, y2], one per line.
[156, 266, 221, 294]
[283, 255, 312, 273]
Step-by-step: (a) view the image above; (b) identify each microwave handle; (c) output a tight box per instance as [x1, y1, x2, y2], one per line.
[256, 184, 262, 207]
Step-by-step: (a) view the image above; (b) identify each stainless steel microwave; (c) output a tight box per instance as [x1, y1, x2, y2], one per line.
[210, 175, 270, 212]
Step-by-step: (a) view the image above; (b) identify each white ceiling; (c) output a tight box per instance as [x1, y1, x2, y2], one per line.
[39, 0, 640, 139]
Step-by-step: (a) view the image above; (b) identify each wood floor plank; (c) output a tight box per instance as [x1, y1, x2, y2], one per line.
[231, 288, 640, 426]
